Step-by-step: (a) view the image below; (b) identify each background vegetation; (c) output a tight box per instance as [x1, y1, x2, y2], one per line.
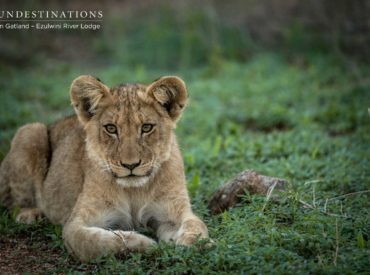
[0, 0, 369, 273]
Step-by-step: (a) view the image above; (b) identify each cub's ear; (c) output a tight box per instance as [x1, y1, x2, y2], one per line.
[70, 75, 110, 124]
[146, 76, 188, 121]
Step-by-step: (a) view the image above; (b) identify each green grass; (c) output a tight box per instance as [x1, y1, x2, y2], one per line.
[0, 52, 369, 274]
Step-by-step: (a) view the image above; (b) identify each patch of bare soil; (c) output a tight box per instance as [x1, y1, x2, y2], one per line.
[0, 232, 64, 274]
[0, 229, 106, 274]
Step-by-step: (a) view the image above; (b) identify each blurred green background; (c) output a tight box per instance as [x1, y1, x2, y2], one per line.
[0, 0, 369, 273]
[1, 0, 370, 68]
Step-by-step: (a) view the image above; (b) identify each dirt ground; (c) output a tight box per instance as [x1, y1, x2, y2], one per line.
[0, 231, 100, 274]
[0, 232, 62, 274]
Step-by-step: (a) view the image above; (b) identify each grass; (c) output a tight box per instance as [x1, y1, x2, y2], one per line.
[0, 51, 369, 274]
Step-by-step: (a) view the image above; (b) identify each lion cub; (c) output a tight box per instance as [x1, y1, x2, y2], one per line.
[0, 76, 208, 261]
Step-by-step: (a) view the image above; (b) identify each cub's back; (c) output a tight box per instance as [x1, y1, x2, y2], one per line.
[48, 115, 84, 149]
[41, 115, 87, 224]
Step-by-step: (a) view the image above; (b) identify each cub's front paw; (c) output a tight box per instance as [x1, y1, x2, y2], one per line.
[176, 232, 210, 246]
[114, 231, 157, 252]
[175, 219, 209, 246]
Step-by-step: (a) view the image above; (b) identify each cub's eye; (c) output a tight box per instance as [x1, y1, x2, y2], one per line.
[141, 123, 154, 133]
[104, 124, 118, 134]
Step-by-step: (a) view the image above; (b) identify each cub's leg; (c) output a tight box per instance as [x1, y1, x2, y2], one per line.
[154, 199, 209, 246]
[63, 193, 156, 262]
[157, 212, 209, 246]
[0, 123, 49, 223]
[174, 213, 209, 246]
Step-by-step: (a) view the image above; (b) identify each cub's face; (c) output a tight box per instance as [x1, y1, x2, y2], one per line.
[70, 76, 187, 187]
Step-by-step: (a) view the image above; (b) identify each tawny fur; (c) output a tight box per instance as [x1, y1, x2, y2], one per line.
[0, 75, 208, 261]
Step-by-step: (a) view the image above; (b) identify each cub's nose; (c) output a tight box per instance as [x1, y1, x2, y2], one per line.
[120, 160, 141, 170]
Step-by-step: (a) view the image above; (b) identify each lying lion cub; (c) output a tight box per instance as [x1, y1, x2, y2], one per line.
[0, 75, 208, 261]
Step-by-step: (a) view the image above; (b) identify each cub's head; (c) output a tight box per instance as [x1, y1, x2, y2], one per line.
[70, 75, 187, 187]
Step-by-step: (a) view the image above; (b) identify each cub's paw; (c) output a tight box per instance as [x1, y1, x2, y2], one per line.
[176, 231, 213, 248]
[114, 231, 157, 252]
[16, 208, 43, 224]
[175, 219, 209, 247]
